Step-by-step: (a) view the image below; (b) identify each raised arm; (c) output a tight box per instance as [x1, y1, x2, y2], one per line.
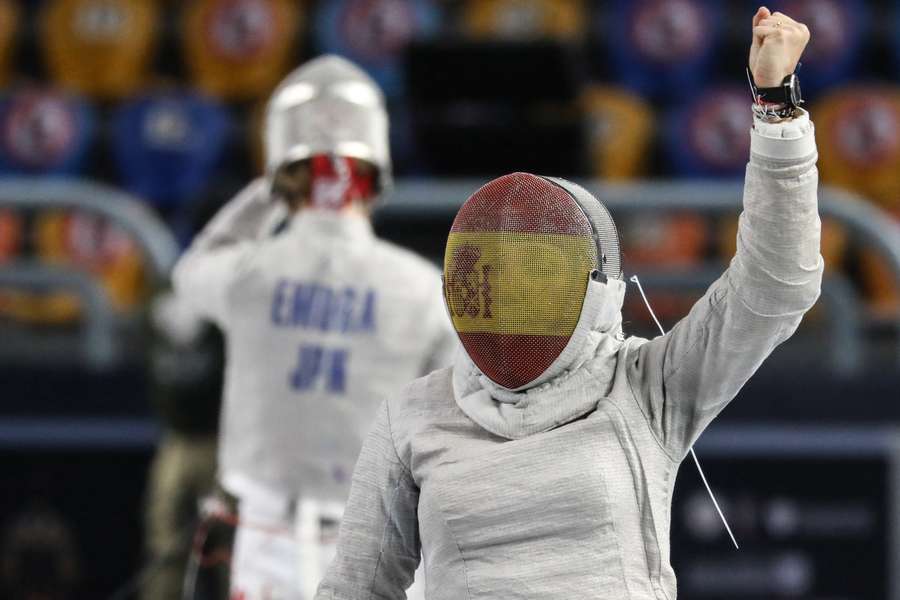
[171, 179, 284, 326]
[626, 8, 822, 459]
[316, 399, 421, 599]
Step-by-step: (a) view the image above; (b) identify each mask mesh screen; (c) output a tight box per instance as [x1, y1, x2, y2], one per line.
[444, 172, 598, 389]
[542, 177, 623, 279]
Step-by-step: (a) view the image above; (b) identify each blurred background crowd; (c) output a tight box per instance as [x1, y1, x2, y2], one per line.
[0, 0, 897, 599]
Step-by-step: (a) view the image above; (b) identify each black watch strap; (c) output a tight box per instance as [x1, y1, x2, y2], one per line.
[746, 68, 803, 119]
[756, 80, 792, 105]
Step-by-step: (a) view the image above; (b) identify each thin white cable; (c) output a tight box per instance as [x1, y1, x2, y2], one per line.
[629, 275, 740, 550]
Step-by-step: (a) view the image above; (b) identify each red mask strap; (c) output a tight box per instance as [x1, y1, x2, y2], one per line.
[309, 155, 375, 210]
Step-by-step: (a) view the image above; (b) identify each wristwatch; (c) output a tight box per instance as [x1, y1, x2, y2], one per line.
[746, 67, 803, 120]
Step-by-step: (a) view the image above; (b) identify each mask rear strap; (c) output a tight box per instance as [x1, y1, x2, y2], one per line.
[629, 274, 740, 551]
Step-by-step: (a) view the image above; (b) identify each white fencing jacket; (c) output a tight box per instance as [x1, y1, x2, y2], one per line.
[173, 180, 457, 503]
[316, 113, 824, 599]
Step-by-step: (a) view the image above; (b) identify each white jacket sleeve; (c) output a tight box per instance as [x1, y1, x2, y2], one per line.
[627, 110, 824, 459]
[419, 289, 458, 375]
[171, 179, 284, 326]
[316, 400, 421, 599]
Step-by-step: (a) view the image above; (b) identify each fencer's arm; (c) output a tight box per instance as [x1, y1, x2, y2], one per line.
[419, 291, 460, 375]
[626, 110, 823, 460]
[315, 400, 420, 599]
[172, 179, 284, 325]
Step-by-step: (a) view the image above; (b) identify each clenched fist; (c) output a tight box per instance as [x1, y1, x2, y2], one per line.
[749, 6, 810, 87]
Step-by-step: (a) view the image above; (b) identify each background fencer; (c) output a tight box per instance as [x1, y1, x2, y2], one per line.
[316, 8, 822, 599]
[173, 55, 455, 600]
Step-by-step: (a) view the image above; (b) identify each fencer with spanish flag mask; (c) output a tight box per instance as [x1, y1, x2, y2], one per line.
[173, 55, 453, 600]
[317, 8, 823, 599]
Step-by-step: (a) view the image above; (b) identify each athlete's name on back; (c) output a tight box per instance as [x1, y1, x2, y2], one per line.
[270, 279, 377, 334]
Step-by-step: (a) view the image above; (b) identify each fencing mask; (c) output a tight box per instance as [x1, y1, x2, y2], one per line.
[443, 172, 622, 391]
[264, 54, 391, 196]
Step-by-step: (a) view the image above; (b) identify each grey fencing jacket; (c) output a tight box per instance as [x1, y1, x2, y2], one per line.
[173, 181, 457, 503]
[316, 112, 823, 599]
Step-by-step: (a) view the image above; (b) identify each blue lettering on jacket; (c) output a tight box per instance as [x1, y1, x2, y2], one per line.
[289, 344, 348, 393]
[327, 348, 348, 393]
[290, 345, 324, 391]
[270, 280, 377, 334]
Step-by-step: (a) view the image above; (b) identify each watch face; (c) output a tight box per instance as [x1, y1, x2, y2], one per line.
[789, 75, 802, 107]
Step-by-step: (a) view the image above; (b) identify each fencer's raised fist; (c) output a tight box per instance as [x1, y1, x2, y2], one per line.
[749, 6, 810, 87]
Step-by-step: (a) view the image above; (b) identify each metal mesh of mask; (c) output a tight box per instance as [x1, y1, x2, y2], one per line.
[444, 172, 608, 389]
[542, 176, 623, 280]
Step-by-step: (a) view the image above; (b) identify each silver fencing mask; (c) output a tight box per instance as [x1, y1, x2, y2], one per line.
[264, 54, 391, 194]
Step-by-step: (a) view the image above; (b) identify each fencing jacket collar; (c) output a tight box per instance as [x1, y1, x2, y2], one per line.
[452, 277, 627, 440]
[289, 208, 374, 241]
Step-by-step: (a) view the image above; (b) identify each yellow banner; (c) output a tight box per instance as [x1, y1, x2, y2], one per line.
[444, 231, 595, 335]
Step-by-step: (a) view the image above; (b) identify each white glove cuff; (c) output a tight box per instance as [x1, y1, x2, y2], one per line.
[750, 108, 816, 160]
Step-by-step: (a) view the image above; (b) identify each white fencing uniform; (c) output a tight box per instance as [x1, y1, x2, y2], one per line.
[173, 179, 455, 599]
[316, 114, 823, 599]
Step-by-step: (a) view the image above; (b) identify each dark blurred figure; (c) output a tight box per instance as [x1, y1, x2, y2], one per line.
[140, 288, 227, 600]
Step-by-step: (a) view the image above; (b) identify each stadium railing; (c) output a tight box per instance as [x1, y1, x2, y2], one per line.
[0, 264, 116, 368]
[0, 178, 179, 278]
[0, 178, 180, 370]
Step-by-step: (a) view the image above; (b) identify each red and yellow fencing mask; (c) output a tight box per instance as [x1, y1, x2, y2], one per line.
[444, 172, 622, 390]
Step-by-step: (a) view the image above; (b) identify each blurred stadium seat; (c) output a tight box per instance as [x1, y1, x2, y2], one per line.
[40, 0, 159, 101]
[182, 0, 301, 101]
[0, 86, 95, 176]
[0, 209, 146, 326]
[34, 210, 146, 313]
[663, 85, 752, 177]
[605, 0, 723, 99]
[620, 210, 709, 322]
[581, 85, 654, 180]
[859, 250, 900, 319]
[621, 212, 708, 268]
[0, 0, 18, 88]
[815, 85, 900, 316]
[112, 91, 231, 210]
[0, 179, 175, 353]
[815, 85, 900, 218]
[0, 207, 21, 263]
[460, 0, 587, 41]
[313, 0, 443, 97]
